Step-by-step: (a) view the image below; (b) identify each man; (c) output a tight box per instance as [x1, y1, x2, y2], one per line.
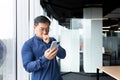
[21, 15, 66, 80]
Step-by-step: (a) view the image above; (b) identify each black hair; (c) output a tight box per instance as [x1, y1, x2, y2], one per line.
[34, 15, 51, 26]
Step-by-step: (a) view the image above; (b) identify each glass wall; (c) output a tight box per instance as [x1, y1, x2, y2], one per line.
[0, 0, 16, 80]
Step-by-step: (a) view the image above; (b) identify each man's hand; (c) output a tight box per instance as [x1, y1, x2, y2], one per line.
[44, 48, 58, 60]
[43, 35, 50, 43]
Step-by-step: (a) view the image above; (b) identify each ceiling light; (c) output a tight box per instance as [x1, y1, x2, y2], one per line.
[103, 18, 108, 20]
[102, 30, 109, 32]
[102, 26, 110, 28]
[114, 30, 120, 33]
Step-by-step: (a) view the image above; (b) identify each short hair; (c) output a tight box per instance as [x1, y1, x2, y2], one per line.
[34, 15, 51, 26]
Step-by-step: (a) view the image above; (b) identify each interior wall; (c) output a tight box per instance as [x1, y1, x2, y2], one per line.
[60, 28, 80, 72]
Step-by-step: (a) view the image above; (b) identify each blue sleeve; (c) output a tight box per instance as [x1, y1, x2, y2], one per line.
[21, 41, 49, 73]
[57, 45, 66, 59]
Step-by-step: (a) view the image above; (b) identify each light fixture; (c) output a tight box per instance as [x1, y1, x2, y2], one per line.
[114, 30, 120, 33]
[102, 26, 110, 28]
[102, 30, 109, 32]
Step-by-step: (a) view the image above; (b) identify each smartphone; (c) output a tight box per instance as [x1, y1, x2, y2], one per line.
[50, 41, 60, 50]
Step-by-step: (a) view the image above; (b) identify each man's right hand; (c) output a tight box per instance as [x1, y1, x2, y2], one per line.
[44, 48, 58, 60]
[42, 35, 50, 44]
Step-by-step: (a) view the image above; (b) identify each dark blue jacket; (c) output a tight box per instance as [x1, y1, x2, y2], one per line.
[21, 35, 66, 80]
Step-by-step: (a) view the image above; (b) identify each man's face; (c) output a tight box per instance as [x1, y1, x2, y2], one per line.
[34, 22, 49, 39]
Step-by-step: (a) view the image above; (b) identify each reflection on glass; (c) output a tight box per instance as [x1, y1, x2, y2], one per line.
[0, 0, 16, 80]
[0, 40, 6, 67]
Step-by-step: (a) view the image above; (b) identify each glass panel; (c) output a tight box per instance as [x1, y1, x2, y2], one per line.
[0, 0, 16, 80]
[60, 28, 80, 72]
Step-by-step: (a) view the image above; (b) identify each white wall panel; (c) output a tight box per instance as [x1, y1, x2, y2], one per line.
[60, 28, 80, 72]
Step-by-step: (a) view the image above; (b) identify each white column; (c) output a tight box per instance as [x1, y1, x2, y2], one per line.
[17, 0, 45, 80]
[17, 0, 30, 80]
[83, 8, 103, 73]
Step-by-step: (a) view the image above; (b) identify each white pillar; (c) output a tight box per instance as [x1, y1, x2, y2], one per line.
[17, 0, 30, 80]
[83, 8, 103, 73]
[17, 0, 45, 80]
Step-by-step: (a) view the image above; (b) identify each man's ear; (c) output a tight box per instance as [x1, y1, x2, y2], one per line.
[33, 26, 36, 29]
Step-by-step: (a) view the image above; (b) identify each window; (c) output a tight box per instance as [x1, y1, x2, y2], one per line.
[0, 0, 16, 80]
